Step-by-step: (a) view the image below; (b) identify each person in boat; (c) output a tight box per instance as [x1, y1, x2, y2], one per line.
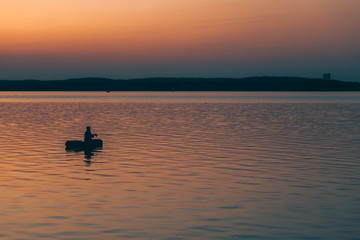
[84, 126, 97, 143]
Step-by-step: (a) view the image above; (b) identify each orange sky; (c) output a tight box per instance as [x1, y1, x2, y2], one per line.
[0, 0, 359, 80]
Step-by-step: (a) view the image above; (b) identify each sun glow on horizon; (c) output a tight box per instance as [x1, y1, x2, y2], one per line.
[0, 0, 359, 80]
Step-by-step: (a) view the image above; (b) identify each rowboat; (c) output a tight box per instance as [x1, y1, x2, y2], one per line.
[65, 139, 103, 150]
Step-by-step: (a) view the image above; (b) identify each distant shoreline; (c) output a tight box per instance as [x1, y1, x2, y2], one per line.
[0, 77, 359, 91]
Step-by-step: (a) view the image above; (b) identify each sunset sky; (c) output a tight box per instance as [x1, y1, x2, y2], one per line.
[0, 0, 359, 81]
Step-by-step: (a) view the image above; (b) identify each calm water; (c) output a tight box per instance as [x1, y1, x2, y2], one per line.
[0, 92, 359, 239]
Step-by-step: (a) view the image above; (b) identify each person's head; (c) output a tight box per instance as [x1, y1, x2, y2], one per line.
[86, 126, 91, 130]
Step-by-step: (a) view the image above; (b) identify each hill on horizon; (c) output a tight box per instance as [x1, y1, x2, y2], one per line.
[0, 76, 359, 91]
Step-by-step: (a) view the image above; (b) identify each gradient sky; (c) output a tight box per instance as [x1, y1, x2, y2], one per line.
[0, 0, 359, 81]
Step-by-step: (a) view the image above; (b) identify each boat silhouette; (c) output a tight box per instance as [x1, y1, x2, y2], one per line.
[65, 139, 103, 150]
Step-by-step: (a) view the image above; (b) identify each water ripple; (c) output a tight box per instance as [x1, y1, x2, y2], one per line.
[0, 102, 359, 239]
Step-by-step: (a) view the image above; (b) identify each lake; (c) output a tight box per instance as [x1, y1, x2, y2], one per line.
[0, 92, 359, 239]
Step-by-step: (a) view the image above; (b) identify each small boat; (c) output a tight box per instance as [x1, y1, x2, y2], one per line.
[65, 139, 103, 150]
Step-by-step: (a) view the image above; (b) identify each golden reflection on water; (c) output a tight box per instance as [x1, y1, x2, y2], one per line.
[0, 99, 359, 239]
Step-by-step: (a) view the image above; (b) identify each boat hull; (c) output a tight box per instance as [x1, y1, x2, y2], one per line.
[65, 139, 103, 150]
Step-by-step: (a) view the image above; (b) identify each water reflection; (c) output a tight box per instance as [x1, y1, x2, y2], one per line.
[84, 148, 95, 160]
[66, 143, 103, 167]
[0, 101, 359, 239]
[66, 146, 102, 161]
[83, 148, 101, 166]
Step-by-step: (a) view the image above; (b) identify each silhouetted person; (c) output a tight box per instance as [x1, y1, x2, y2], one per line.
[84, 126, 97, 143]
